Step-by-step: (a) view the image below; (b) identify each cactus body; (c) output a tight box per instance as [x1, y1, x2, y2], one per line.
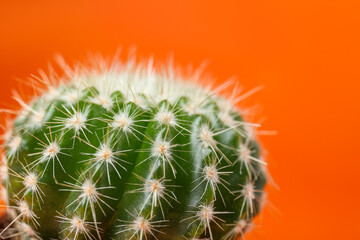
[1, 60, 267, 240]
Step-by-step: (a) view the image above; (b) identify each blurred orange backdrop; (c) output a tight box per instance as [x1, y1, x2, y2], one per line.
[0, 1, 359, 239]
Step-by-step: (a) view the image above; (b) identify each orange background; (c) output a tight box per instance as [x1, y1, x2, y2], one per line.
[0, 1, 359, 239]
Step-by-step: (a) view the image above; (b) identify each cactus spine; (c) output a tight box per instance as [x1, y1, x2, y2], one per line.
[0, 58, 267, 240]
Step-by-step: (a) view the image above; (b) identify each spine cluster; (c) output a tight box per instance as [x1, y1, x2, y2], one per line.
[0, 59, 267, 240]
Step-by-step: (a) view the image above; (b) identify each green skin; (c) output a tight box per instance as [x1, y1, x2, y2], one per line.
[4, 85, 266, 240]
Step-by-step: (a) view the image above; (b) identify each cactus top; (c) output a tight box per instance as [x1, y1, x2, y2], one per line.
[1, 58, 267, 240]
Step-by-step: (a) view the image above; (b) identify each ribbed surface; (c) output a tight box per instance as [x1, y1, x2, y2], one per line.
[3, 84, 266, 240]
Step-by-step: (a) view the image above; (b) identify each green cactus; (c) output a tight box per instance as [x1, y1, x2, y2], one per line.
[0, 58, 267, 240]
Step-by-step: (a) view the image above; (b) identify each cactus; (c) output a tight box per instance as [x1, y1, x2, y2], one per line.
[0, 58, 267, 240]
